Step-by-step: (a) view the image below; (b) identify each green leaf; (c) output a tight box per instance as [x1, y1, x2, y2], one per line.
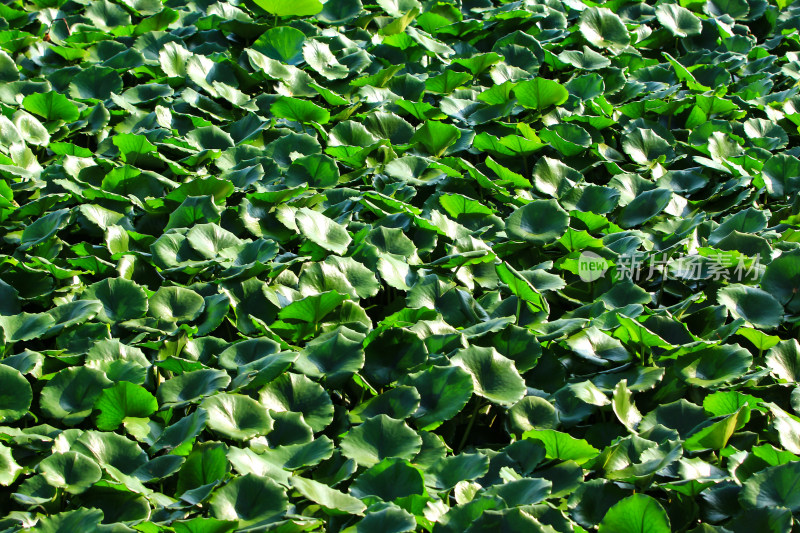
[0, 49, 18, 82]
[95, 382, 158, 431]
[514, 78, 569, 111]
[186, 126, 235, 151]
[0, 443, 22, 486]
[259, 373, 334, 432]
[741, 461, 800, 512]
[287, 154, 340, 188]
[376, 0, 421, 16]
[19, 208, 71, 251]
[23, 91, 80, 123]
[506, 199, 570, 244]
[112, 133, 156, 165]
[400, 364, 473, 429]
[157, 369, 231, 407]
[770, 406, 800, 456]
[165, 196, 222, 231]
[294, 207, 352, 254]
[151, 408, 209, 454]
[0, 312, 55, 343]
[148, 286, 206, 323]
[38, 452, 102, 495]
[329, 120, 378, 147]
[622, 129, 672, 165]
[426, 69, 473, 94]
[453, 52, 503, 76]
[540, 123, 591, 157]
[411, 120, 461, 157]
[718, 284, 784, 329]
[30, 509, 104, 533]
[532, 157, 582, 197]
[598, 494, 671, 533]
[295, 327, 365, 384]
[349, 458, 425, 501]
[0, 280, 19, 317]
[177, 442, 230, 494]
[348, 386, 420, 423]
[452, 345, 526, 406]
[425, 453, 490, 490]
[253, 26, 306, 64]
[762, 154, 800, 197]
[462, 508, 553, 533]
[173, 518, 238, 533]
[566, 327, 631, 366]
[674, 344, 752, 388]
[439, 194, 494, 217]
[271, 96, 330, 124]
[484, 478, 553, 507]
[612, 380, 642, 432]
[300, 256, 381, 300]
[522, 429, 599, 464]
[766, 340, 800, 382]
[0, 365, 32, 423]
[272, 412, 323, 448]
[727, 508, 792, 533]
[303, 40, 349, 80]
[705, 0, 750, 18]
[72, 430, 149, 476]
[617, 189, 672, 228]
[290, 476, 367, 515]
[202, 393, 274, 441]
[209, 474, 288, 525]
[761, 250, 800, 313]
[14, 111, 49, 145]
[82, 277, 148, 323]
[579, 7, 631, 50]
[253, 0, 323, 16]
[738, 327, 781, 352]
[218, 337, 282, 371]
[350, 504, 416, 532]
[558, 47, 611, 70]
[85, 0, 131, 28]
[85, 339, 150, 384]
[278, 291, 348, 323]
[262, 436, 334, 470]
[496, 263, 548, 315]
[507, 396, 559, 435]
[341, 414, 422, 467]
[40, 367, 111, 425]
[69, 66, 123, 100]
[568, 480, 629, 529]
[656, 4, 703, 37]
[186, 223, 242, 259]
[319, 0, 364, 24]
[159, 41, 192, 78]
[0, 115, 21, 148]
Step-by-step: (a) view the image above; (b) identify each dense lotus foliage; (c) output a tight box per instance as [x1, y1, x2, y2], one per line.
[2, 0, 800, 531]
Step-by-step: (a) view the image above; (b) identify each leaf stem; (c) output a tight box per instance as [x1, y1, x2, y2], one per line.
[639, 335, 645, 365]
[457, 399, 481, 453]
